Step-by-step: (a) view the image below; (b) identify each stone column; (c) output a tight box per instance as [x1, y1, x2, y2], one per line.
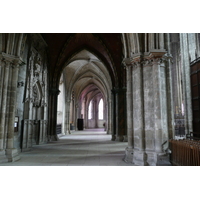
[107, 99, 112, 134]
[180, 33, 193, 135]
[132, 61, 145, 154]
[0, 60, 9, 149]
[164, 34, 175, 141]
[111, 89, 116, 141]
[124, 62, 134, 162]
[74, 103, 78, 131]
[0, 58, 3, 109]
[115, 88, 126, 142]
[94, 99, 98, 128]
[83, 98, 87, 129]
[5, 59, 22, 162]
[0, 59, 9, 162]
[144, 52, 168, 165]
[48, 88, 60, 141]
[43, 70, 48, 143]
[104, 101, 107, 132]
[64, 100, 71, 134]
[124, 50, 170, 165]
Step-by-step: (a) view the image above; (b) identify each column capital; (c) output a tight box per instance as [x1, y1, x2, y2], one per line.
[0, 52, 25, 67]
[49, 88, 60, 96]
[122, 55, 143, 69]
[111, 87, 126, 94]
[144, 50, 166, 60]
[143, 51, 169, 66]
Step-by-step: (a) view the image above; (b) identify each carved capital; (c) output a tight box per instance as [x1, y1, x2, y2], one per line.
[141, 59, 152, 67]
[29, 120, 34, 125]
[151, 57, 164, 65]
[0, 52, 25, 67]
[112, 87, 126, 94]
[131, 61, 141, 68]
[162, 53, 173, 64]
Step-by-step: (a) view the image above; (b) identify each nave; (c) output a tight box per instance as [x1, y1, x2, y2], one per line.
[0, 129, 171, 166]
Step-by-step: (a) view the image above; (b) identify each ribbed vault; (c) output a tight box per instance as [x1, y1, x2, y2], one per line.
[60, 49, 112, 134]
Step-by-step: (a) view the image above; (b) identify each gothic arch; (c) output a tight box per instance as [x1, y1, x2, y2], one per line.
[57, 48, 113, 135]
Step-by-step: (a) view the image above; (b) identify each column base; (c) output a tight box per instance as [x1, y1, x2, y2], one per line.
[21, 148, 32, 152]
[156, 153, 171, 166]
[6, 148, 20, 162]
[123, 135, 128, 142]
[65, 130, 71, 135]
[0, 150, 8, 163]
[106, 129, 112, 135]
[48, 135, 59, 141]
[124, 147, 134, 163]
[111, 135, 116, 141]
[124, 148, 164, 166]
[115, 135, 124, 142]
[133, 149, 147, 166]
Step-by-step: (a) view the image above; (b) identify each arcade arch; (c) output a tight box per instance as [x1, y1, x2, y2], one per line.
[57, 49, 112, 135]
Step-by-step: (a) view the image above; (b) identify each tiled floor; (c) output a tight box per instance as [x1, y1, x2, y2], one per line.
[0, 129, 171, 166]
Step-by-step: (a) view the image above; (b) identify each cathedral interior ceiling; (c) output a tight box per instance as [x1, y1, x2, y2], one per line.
[41, 33, 122, 87]
[63, 49, 111, 101]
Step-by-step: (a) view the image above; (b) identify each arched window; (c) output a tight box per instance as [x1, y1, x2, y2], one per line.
[88, 100, 92, 119]
[98, 98, 103, 120]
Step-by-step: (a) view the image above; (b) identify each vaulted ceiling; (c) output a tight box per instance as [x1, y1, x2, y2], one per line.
[41, 33, 123, 88]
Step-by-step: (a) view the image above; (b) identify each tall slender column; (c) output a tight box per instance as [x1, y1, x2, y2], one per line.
[111, 87, 126, 142]
[48, 88, 60, 141]
[43, 70, 48, 143]
[131, 59, 146, 165]
[94, 99, 98, 128]
[111, 89, 116, 141]
[5, 59, 22, 162]
[164, 33, 175, 140]
[144, 52, 168, 165]
[0, 59, 9, 162]
[74, 103, 78, 131]
[124, 62, 134, 162]
[0, 58, 4, 109]
[104, 102, 107, 132]
[84, 98, 87, 129]
[64, 100, 71, 134]
[152, 58, 164, 153]
[107, 99, 112, 134]
[115, 88, 126, 142]
[0, 60, 9, 151]
[180, 33, 193, 135]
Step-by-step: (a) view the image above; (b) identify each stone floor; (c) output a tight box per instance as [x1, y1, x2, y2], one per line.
[0, 128, 171, 166]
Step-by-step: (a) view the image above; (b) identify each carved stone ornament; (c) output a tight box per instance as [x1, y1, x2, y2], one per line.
[162, 53, 173, 64]
[34, 56, 42, 77]
[41, 100, 48, 107]
[32, 85, 41, 107]
[17, 81, 24, 88]
[25, 97, 33, 103]
[131, 61, 141, 69]
[142, 59, 153, 67]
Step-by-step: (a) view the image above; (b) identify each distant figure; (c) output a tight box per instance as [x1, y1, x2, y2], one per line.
[103, 122, 106, 131]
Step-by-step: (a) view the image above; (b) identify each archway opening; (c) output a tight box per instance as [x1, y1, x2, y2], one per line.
[56, 49, 112, 136]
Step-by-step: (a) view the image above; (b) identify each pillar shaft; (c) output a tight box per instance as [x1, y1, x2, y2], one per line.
[132, 61, 145, 152]
[126, 65, 133, 146]
[107, 100, 112, 134]
[64, 101, 71, 134]
[0, 61, 9, 150]
[6, 64, 19, 149]
[48, 88, 60, 141]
